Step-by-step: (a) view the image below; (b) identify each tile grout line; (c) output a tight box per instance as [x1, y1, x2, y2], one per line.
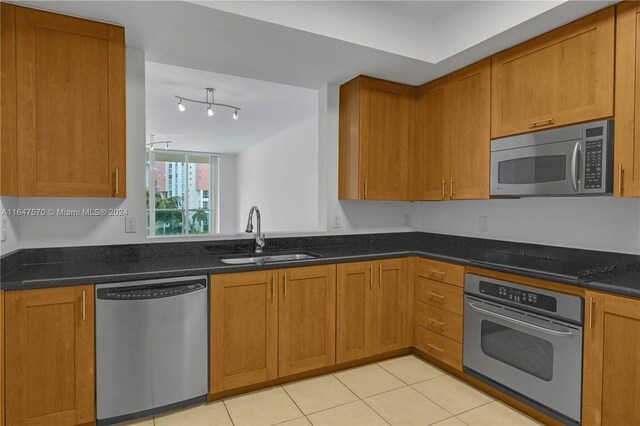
[280, 385, 308, 423]
[357, 392, 392, 426]
[332, 370, 406, 400]
[221, 399, 236, 426]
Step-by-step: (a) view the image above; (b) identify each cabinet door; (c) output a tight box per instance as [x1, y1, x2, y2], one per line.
[415, 78, 450, 200]
[450, 59, 491, 200]
[337, 262, 374, 363]
[279, 265, 336, 376]
[583, 292, 640, 425]
[491, 7, 614, 138]
[360, 77, 413, 200]
[614, 1, 640, 197]
[1, 3, 17, 196]
[374, 258, 408, 353]
[15, 6, 126, 197]
[210, 271, 278, 393]
[5, 286, 95, 425]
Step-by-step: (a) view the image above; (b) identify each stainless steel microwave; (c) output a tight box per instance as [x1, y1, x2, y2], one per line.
[490, 120, 613, 197]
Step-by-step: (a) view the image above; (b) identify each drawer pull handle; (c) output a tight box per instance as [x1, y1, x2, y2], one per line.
[427, 317, 444, 327]
[442, 179, 446, 200]
[528, 118, 554, 128]
[82, 290, 86, 321]
[114, 168, 119, 196]
[427, 343, 444, 354]
[369, 265, 373, 289]
[429, 269, 445, 278]
[428, 292, 445, 300]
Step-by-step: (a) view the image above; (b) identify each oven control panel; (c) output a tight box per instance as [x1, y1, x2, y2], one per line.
[479, 281, 557, 312]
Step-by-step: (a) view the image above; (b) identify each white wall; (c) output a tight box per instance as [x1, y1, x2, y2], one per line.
[236, 118, 319, 233]
[415, 198, 640, 254]
[218, 154, 237, 233]
[0, 197, 20, 255]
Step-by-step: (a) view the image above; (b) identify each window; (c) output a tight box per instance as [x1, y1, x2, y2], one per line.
[146, 150, 218, 236]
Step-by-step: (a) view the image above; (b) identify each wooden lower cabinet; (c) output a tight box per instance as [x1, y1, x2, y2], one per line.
[583, 292, 640, 425]
[414, 259, 464, 371]
[336, 259, 408, 363]
[210, 265, 336, 393]
[210, 270, 279, 394]
[4, 286, 95, 426]
[279, 265, 337, 376]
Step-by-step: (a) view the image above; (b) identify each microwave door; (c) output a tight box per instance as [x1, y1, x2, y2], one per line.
[491, 139, 581, 196]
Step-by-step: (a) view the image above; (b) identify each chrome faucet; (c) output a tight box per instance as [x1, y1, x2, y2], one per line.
[245, 206, 265, 253]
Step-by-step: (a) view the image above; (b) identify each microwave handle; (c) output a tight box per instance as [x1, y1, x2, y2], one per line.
[570, 141, 581, 193]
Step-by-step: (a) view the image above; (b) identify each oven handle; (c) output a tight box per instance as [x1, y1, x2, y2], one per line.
[570, 141, 581, 193]
[468, 302, 575, 338]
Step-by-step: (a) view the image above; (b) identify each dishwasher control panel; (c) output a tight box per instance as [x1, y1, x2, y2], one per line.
[97, 280, 206, 300]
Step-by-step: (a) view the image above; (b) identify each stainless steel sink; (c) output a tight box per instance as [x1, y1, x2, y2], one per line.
[220, 253, 318, 265]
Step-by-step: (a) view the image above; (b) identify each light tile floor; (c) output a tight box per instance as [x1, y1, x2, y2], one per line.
[121, 355, 541, 426]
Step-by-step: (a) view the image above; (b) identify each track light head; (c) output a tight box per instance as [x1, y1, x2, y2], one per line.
[233, 109, 239, 120]
[207, 105, 214, 117]
[178, 99, 186, 112]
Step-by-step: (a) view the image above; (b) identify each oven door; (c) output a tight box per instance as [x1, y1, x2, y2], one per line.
[490, 139, 582, 196]
[463, 295, 583, 422]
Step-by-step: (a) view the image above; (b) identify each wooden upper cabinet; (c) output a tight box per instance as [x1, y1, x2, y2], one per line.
[583, 292, 640, 425]
[339, 76, 414, 201]
[210, 271, 278, 394]
[614, 1, 640, 198]
[5, 285, 95, 426]
[6, 5, 126, 197]
[1, 3, 18, 196]
[415, 78, 450, 201]
[279, 265, 336, 376]
[449, 59, 491, 200]
[491, 7, 614, 138]
[415, 60, 490, 201]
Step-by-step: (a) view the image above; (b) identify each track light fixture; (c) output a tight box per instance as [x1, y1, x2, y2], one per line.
[175, 87, 241, 119]
[146, 134, 172, 151]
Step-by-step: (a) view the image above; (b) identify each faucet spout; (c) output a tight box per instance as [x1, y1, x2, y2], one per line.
[245, 206, 265, 253]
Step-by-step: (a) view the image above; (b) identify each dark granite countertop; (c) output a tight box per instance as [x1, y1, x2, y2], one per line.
[2, 232, 639, 299]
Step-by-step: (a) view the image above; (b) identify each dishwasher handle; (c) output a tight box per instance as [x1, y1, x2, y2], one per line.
[97, 280, 206, 301]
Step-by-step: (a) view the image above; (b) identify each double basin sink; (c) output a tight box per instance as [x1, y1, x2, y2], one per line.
[220, 252, 320, 265]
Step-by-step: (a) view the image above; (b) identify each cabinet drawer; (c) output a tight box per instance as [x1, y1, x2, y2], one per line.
[415, 325, 462, 371]
[415, 302, 463, 343]
[415, 277, 463, 315]
[417, 258, 464, 287]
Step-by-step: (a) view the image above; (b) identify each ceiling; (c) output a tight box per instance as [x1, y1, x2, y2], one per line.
[145, 62, 318, 153]
[13, 0, 617, 88]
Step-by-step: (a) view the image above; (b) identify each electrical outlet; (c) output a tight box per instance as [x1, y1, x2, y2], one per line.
[332, 214, 341, 229]
[125, 216, 136, 233]
[479, 216, 488, 232]
[1, 218, 7, 242]
[404, 213, 411, 227]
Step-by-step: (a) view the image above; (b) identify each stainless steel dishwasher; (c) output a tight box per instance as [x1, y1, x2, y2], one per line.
[96, 276, 208, 425]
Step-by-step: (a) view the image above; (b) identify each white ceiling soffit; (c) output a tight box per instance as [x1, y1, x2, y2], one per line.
[13, 1, 617, 88]
[191, 1, 571, 63]
[145, 62, 318, 154]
